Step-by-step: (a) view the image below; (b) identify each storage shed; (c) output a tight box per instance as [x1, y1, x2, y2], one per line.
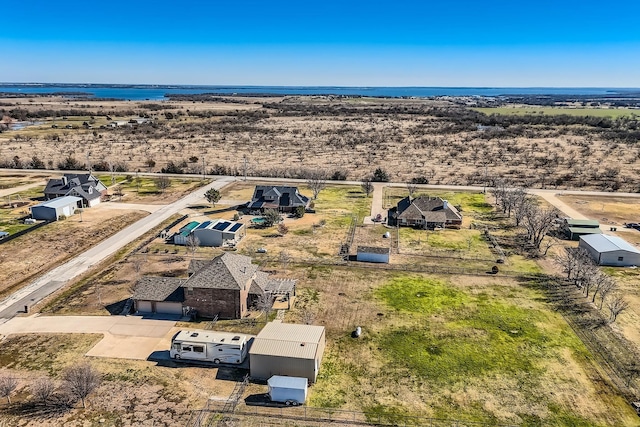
[356, 246, 390, 263]
[173, 221, 200, 245]
[564, 219, 601, 241]
[192, 219, 245, 247]
[249, 321, 326, 383]
[579, 234, 640, 267]
[30, 196, 82, 221]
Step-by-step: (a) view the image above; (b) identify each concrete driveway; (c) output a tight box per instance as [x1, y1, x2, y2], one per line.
[0, 315, 178, 360]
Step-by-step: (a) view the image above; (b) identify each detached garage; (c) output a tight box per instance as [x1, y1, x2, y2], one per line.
[249, 321, 326, 383]
[30, 196, 82, 221]
[132, 277, 186, 316]
[579, 234, 640, 267]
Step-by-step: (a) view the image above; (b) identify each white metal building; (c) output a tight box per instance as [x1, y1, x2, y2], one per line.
[192, 219, 245, 247]
[356, 246, 390, 263]
[30, 196, 82, 221]
[249, 321, 326, 383]
[579, 234, 640, 266]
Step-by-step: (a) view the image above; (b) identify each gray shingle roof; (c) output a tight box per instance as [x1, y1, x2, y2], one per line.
[183, 252, 258, 290]
[396, 196, 462, 223]
[44, 173, 107, 201]
[357, 246, 390, 255]
[249, 186, 310, 209]
[132, 277, 186, 302]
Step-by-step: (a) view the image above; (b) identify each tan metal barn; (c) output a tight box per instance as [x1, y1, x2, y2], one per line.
[249, 321, 326, 383]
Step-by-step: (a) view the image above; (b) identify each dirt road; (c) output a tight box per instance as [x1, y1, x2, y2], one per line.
[0, 176, 237, 323]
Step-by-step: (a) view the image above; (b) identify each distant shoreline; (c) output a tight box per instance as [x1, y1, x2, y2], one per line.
[1, 83, 639, 101]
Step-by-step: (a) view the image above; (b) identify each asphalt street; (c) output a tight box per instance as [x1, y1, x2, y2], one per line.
[0, 176, 236, 323]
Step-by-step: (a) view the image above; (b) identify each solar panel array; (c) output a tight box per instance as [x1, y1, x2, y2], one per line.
[229, 223, 243, 232]
[213, 221, 231, 231]
[196, 221, 212, 229]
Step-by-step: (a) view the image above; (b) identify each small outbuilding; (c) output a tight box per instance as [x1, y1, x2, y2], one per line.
[173, 221, 200, 245]
[249, 321, 326, 383]
[267, 375, 308, 405]
[30, 196, 82, 221]
[564, 219, 601, 241]
[579, 234, 640, 267]
[356, 246, 390, 263]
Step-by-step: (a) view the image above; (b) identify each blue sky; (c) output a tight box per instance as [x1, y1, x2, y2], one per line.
[2, 0, 639, 86]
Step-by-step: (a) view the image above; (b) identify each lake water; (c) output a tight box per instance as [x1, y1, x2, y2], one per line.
[0, 84, 638, 101]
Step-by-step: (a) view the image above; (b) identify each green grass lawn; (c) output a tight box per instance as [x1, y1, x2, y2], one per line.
[473, 107, 639, 118]
[309, 272, 635, 426]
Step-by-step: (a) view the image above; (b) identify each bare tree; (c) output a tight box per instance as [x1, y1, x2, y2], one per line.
[186, 234, 200, 258]
[306, 172, 327, 200]
[361, 179, 373, 197]
[277, 223, 289, 236]
[556, 248, 591, 281]
[608, 294, 630, 323]
[406, 183, 419, 198]
[0, 374, 17, 404]
[510, 188, 530, 226]
[31, 376, 56, 406]
[301, 308, 316, 325]
[255, 291, 274, 322]
[62, 362, 101, 409]
[132, 256, 146, 278]
[540, 236, 560, 257]
[590, 271, 615, 305]
[279, 250, 291, 272]
[522, 205, 559, 250]
[154, 176, 171, 194]
[598, 277, 617, 310]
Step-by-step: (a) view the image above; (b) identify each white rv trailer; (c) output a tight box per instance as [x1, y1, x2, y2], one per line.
[170, 330, 248, 364]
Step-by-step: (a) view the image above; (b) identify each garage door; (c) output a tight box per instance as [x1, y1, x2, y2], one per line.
[137, 301, 153, 313]
[155, 302, 183, 315]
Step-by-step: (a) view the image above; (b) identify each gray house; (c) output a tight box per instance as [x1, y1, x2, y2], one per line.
[388, 196, 462, 229]
[30, 196, 82, 221]
[44, 173, 108, 207]
[579, 234, 640, 267]
[248, 186, 310, 213]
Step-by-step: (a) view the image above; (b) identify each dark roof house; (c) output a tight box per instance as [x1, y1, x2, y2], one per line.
[388, 196, 462, 229]
[132, 252, 296, 319]
[44, 173, 108, 207]
[248, 186, 310, 212]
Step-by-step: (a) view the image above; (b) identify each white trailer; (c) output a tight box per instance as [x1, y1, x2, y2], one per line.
[170, 330, 248, 364]
[267, 375, 308, 406]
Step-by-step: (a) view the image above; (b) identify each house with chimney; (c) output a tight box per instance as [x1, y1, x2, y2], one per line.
[387, 196, 463, 229]
[44, 173, 108, 207]
[132, 252, 296, 319]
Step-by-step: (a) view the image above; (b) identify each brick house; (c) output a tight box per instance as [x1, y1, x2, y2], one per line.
[132, 253, 296, 319]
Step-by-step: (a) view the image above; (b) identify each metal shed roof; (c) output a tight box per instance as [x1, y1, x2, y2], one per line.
[580, 234, 640, 254]
[357, 246, 390, 254]
[566, 219, 600, 227]
[268, 375, 308, 390]
[32, 196, 82, 209]
[255, 321, 325, 343]
[568, 227, 602, 235]
[250, 340, 318, 359]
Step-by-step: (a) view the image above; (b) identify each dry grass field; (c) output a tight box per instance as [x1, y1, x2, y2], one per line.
[2, 95, 640, 192]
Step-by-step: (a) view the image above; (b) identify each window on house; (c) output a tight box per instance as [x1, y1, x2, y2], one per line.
[618, 256, 624, 261]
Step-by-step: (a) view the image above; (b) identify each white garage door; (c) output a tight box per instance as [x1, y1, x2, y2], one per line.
[137, 301, 153, 313]
[155, 302, 183, 315]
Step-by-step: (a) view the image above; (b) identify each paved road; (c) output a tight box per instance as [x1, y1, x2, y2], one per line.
[0, 176, 236, 324]
[0, 180, 47, 198]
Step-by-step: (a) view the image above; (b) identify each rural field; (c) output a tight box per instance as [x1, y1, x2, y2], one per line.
[2, 95, 640, 192]
[0, 177, 637, 426]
